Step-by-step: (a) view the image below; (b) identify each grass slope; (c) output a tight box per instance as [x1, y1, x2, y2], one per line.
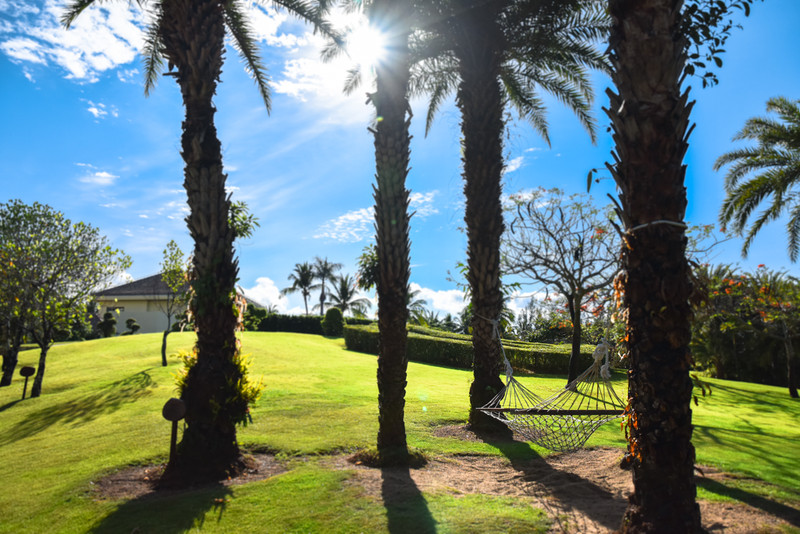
[0, 332, 797, 533]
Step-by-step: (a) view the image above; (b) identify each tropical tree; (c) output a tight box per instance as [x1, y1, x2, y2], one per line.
[364, 0, 415, 464]
[717, 96, 800, 261]
[282, 262, 318, 315]
[409, 0, 608, 431]
[328, 273, 372, 316]
[312, 256, 343, 314]
[156, 240, 189, 366]
[502, 188, 620, 383]
[63, 0, 333, 484]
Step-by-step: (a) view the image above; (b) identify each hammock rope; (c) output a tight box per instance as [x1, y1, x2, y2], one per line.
[477, 317, 626, 452]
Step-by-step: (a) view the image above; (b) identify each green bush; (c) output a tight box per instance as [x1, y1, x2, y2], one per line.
[344, 324, 596, 374]
[321, 307, 344, 337]
[258, 314, 325, 335]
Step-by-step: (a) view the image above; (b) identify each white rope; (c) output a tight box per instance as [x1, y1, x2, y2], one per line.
[627, 219, 687, 233]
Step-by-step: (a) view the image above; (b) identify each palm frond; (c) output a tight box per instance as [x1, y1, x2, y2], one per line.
[142, 1, 165, 97]
[224, 0, 271, 112]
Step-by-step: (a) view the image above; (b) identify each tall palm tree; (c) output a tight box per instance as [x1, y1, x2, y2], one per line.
[606, 0, 701, 530]
[365, 0, 415, 464]
[717, 97, 800, 261]
[282, 262, 318, 315]
[328, 274, 372, 316]
[410, 0, 608, 431]
[312, 256, 342, 314]
[63, 0, 332, 484]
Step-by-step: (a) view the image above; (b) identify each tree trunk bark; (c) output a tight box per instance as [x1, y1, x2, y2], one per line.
[371, 0, 413, 463]
[453, 3, 511, 435]
[30, 344, 50, 398]
[567, 294, 583, 384]
[607, 0, 703, 531]
[782, 322, 798, 398]
[1, 321, 23, 387]
[158, 0, 243, 484]
[161, 330, 170, 367]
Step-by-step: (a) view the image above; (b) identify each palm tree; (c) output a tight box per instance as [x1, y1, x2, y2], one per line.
[312, 257, 342, 314]
[63, 0, 333, 485]
[328, 274, 372, 316]
[410, 0, 608, 431]
[282, 262, 318, 315]
[606, 0, 701, 530]
[365, 0, 415, 464]
[717, 97, 800, 261]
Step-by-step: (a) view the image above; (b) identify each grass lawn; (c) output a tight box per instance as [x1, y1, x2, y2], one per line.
[0, 332, 798, 533]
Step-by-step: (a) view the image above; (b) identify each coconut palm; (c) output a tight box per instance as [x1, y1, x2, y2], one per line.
[312, 257, 343, 314]
[282, 262, 318, 315]
[605, 0, 701, 530]
[63, 0, 333, 484]
[328, 274, 372, 316]
[409, 0, 608, 431]
[717, 97, 800, 261]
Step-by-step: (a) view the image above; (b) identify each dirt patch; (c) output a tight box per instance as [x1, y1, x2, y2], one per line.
[90, 428, 798, 533]
[90, 453, 286, 501]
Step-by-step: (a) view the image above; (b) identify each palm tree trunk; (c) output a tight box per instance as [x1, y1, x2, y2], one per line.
[370, 0, 413, 462]
[781, 322, 798, 398]
[159, 0, 243, 484]
[453, 4, 510, 435]
[607, 0, 702, 531]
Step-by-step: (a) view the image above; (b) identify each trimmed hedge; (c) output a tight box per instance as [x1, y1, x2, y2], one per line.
[258, 314, 325, 335]
[344, 324, 596, 375]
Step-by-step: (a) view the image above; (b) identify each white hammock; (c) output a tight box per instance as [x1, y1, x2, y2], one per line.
[478, 322, 627, 452]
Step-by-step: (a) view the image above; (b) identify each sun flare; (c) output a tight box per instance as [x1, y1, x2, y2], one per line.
[328, 10, 387, 70]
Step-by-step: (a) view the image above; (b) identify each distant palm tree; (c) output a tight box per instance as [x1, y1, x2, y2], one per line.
[63, 0, 333, 485]
[328, 274, 372, 316]
[717, 97, 800, 261]
[282, 262, 318, 315]
[312, 257, 342, 314]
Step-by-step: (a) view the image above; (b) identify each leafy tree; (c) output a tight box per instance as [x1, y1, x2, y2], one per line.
[124, 318, 141, 335]
[312, 257, 343, 314]
[282, 262, 318, 315]
[355, 243, 379, 292]
[502, 188, 620, 383]
[156, 240, 189, 366]
[716, 97, 800, 261]
[98, 312, 118, 338]
[63, 0, 334, 484]
[410, 0, 608, 431]
[321, 306, 345, 337]
[328, 274, 372, 317]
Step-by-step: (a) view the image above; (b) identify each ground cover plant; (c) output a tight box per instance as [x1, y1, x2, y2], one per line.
[0, 332, 798, 533]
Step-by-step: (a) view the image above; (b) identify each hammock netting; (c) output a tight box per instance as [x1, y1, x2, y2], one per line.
[478, 335, 627, 452]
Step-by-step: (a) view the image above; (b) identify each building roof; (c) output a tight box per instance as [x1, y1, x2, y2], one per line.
[94, 274, 185, 297]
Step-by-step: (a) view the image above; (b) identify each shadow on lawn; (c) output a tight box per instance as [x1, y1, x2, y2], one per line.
[475, 429, 626, 533]
[0, 370, 156, 445]
[380, 465, 438, 534]
[696, 477, 800, 527]
[91, 483, 233, 533]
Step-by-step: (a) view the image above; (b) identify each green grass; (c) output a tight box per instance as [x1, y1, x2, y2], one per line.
[0, 332, 798, 533]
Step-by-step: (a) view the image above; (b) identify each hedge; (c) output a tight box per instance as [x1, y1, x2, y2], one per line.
[344, 324, 596, 375]
[257, 314, 376, 335]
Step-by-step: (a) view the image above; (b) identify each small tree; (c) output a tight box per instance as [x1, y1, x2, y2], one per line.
[156, 240, 189, 366]
[124, 318, 141, 335]
[502, 189, 620, 382]
[98, 312, 118, 338]
[321, 307, 344, 337]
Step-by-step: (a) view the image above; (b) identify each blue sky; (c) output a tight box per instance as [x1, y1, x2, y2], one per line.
[1, 0, 799, 317]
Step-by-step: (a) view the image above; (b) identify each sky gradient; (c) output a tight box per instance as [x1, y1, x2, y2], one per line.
[2, 0, 799, 317]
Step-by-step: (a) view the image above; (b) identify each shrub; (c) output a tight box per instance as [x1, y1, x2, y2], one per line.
[321, 307, 344, 337]
[258, 314, 325, 335]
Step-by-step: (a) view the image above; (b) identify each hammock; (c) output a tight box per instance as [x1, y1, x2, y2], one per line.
[478, 321, 627, 452]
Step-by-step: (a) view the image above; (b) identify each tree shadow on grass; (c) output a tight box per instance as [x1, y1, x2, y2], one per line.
[0, 370, 156, 446]
[90, 483, 233, 534]
[474, 428, 627, 533]
[380, 465, 438, 534]
[696, 477, 800, 527]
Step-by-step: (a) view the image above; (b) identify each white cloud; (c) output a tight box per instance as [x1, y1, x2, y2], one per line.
[85, 100, 118, 119]
[79, 170, 118, 186]
[0, 0, 146, 81]
[242, 277, 289, 312]
[314, 207, 373, 243]
[246, 4, 307, 49]
[410, 282, 467, 317]
[409, 191, 439, 218]
[503, 156, 524, 175]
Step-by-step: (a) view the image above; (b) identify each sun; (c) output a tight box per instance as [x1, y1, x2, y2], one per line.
[328, 9, 387, 70]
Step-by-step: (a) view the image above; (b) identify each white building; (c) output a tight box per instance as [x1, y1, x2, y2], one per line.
[93, 274, 187, 335]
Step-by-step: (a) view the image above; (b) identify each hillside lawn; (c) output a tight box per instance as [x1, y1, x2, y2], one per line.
[0, 332, 798, 533]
